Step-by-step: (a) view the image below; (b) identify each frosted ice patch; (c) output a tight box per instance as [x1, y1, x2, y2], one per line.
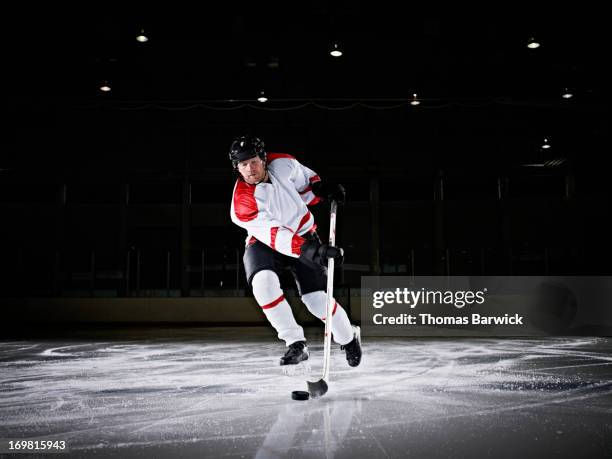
[282, 361, 312, 376]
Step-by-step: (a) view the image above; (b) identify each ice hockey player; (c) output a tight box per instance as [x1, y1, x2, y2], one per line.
[229, 135, 362, 368]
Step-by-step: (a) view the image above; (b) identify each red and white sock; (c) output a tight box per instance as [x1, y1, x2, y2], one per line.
[301, 290, 353, 345]
[251, 270, 305, 346]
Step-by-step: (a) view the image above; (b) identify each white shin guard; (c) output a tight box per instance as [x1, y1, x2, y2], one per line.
[301, 290, 354, 345]
[251, 270, 305, 346]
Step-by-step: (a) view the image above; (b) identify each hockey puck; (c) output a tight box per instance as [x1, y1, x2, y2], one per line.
[291, 390, 310, 401]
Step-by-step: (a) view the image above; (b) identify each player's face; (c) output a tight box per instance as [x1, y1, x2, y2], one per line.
[238, 157, 266, 184]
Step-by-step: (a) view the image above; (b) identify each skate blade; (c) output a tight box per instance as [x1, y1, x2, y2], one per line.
[281, 361, 311, 376]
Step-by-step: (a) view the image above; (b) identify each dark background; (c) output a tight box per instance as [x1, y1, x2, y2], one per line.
[2, 4, 610, 298]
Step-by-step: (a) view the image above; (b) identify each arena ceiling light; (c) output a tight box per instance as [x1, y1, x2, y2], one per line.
[527, 37, 540, 49]
[99, 81, 111, 92]
[410, 93, 420, 106]
[541, 138, 551, 149]
[136, 29, 149, 43]
[330, 43, 343, 57]
[257, 90, 268, 103]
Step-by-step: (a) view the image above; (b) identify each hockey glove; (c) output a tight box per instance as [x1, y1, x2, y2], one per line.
[299, 238, 344, 267]
[311, 181, 346, 205]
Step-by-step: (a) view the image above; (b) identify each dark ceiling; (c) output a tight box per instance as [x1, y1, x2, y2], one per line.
[3, 4, 610, 178]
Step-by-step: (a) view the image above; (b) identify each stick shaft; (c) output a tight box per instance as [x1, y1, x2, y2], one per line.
[321, 200, 337, 382]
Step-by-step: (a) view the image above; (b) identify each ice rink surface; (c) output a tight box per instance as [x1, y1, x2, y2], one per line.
[1, 327, 612, 458]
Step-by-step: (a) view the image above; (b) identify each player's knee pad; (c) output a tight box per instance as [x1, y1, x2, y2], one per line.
[301, 290, 328, 318]
[251, 270, 283, 306]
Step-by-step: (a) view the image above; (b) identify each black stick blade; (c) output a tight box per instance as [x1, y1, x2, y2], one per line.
[307, 379, 328, 398]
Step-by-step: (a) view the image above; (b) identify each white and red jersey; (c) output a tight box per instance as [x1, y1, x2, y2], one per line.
[230, 153, 322, 257]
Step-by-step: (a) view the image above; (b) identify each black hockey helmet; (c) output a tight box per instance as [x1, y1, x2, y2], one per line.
[229, 136, 267, 172]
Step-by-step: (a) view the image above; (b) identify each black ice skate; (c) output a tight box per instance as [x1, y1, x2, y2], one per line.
[280, 341, 309, 366]
[341, 326, 362, 367]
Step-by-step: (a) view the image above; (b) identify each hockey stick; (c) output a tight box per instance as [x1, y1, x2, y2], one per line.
[307, 199, 338, 398]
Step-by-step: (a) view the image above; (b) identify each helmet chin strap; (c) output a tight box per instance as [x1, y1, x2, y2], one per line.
[253, 169, 269, 185]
